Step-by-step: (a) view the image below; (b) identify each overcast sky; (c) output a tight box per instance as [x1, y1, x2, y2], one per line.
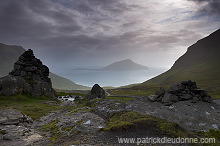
[0, 0, 219, 71]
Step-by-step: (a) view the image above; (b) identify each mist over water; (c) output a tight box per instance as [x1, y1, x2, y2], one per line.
[54, 67, 169, 87]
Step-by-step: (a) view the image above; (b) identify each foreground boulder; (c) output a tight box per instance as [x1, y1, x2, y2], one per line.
[0, 49, 56, 97]
[149, 80, 212, 105]
[86, 84, 105, 99]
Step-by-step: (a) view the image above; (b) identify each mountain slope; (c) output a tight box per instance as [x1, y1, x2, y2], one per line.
[0, 43, 89, 90]
[142, 29, 220, 93]
[49, 73, 89, 90]
[0, 43, 26, 76]
[102, 59, 149, 71]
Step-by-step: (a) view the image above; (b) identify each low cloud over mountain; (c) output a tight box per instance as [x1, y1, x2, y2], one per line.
[0, 0, 219, 70]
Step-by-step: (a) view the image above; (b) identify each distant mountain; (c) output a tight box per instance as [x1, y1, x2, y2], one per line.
[102, 59, 149, 71]
[142, 29, 220, 93]
[0, 43, 89, 90]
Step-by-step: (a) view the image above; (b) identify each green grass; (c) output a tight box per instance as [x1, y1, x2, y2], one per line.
[0, 129, 7, 135]
[142, 60, 220, 98]
[74, 98, 102, 108]
[61, 126, 74, 132]
[109, 90, 149, 96]
[209, 93, 220, 99]
[104, 111, 220, 143]
[106, 96, 135, 103]
[39, 120, 60, 141]
[0, 94, 62, 120]
[57, 92, 86, 96]
[103, 111, 187, 137]
[107, 85, 168, 97]
[64, 108, 91, 116]
[39, 120, 59, 132]
[192, 129, 220, 144]
[205, 129, 220, 142]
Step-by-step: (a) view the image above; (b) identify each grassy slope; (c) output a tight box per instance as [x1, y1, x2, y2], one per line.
[49, 73, 90, 90]
[140, 29, 220, 98]
[0, 43, 25, 75]
[0, 94, 62, 120]
[142, 61, 220, 97]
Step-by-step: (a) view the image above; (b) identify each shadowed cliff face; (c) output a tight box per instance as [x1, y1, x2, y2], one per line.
[171, 29, 220, 70]
[143, 29, 220, 92]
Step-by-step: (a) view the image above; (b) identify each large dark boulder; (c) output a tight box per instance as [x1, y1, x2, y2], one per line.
[0, 49, 56, 97]
[155, 87, 166, 97]
[180, 93, 193, 100]
[161, 92, 179, 105]
[88, 84, 105, 99]
[168, 83, 185, 94]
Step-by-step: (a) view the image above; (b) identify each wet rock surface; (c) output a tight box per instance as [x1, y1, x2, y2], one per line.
[0, 109, 43, 146]
[0, 49, 56, 97]
[93, 99, 126, 118]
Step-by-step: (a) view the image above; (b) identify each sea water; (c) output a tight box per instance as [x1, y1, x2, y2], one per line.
[55, 67, 168, 87]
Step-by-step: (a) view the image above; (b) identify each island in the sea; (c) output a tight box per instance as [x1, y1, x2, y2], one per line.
[74, 59, 149, 71]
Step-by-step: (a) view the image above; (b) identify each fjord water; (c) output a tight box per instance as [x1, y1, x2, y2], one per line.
[56, 67, 168, 87]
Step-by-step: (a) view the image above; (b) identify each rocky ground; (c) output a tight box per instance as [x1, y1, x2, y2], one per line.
[0, 82, 219, 145]
[0, 109, 43, 145]
[126, 97, 220, 131]
[0, 97, 219, 146]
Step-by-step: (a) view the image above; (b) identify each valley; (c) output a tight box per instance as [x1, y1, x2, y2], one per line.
[0, 6, 220, 146]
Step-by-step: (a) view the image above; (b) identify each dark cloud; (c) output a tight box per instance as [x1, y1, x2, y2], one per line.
[0, 0, 218, 69]
[188, 0, 220, 16]
[0, 0, 83, 41]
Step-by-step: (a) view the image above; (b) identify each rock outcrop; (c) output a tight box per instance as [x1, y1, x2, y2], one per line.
[148, 80, 212, 105]
[125, 97, 220, 132]
[0, 109, 43, 145]
[86, 84, 105, 99]
[0, 49, 57, 97]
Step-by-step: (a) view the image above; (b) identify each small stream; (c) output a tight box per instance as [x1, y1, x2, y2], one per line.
[58, 95, 75, 101]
